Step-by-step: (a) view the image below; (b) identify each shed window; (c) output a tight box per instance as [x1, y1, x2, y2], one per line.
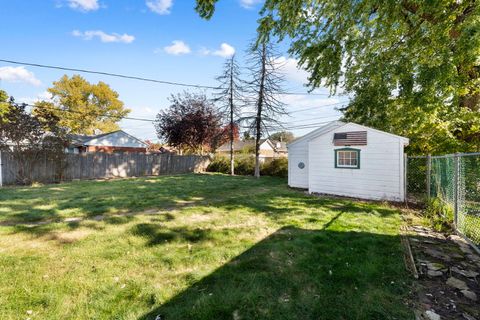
[335, 148, 360, 169]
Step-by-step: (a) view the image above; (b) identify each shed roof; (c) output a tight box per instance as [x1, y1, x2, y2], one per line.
[287, 121, 409, 148]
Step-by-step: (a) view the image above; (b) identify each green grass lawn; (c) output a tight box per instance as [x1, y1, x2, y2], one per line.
[0, 174, 412, 319]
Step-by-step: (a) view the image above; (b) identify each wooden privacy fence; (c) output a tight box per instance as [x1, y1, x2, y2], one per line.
[0, 152, 210, 185]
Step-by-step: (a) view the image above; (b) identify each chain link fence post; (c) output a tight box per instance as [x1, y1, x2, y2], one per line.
[409, 152, 479, 251]
[404, 153, 408, 205]
[426, 154, 431, 200]
[454, 153, 459, 229]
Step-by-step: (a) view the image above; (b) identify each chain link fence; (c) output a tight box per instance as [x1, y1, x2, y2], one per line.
[407, 153, 480, 252]
[458, 154, 480, 248]
[406, 156, 428, 203]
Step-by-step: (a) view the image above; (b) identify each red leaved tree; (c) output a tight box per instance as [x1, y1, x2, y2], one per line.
[154, 92, 223, 155]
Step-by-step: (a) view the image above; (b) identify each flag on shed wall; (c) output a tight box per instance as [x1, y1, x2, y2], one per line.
[333, 131, 367, 146]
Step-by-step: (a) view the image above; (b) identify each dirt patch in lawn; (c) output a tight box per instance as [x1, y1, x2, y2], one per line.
[0, 207, 181, 228]
[48, 229, 93, 244]
[406, 225, 480, 320]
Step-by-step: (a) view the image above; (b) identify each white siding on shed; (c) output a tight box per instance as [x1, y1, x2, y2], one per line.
[288, 141, 309, 188]
[308, 123, 405, 201]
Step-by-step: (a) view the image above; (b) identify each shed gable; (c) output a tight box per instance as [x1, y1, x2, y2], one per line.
[333, 131, 367, 146]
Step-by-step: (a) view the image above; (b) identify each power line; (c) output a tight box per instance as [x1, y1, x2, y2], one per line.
[283, 115, 340, 124]
[30, 101, 339, 137]
[287, 101, 348, 113]
[23, 102, 155, 122]
[0, 59, 219, 90]
[0, 58, 339, 96]
[240, 120, 340, 131]
[240, 100, 348, 118]
[26, 101, 344, 133]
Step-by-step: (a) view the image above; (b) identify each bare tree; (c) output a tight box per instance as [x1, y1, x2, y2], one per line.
[245, 41, 287, 178]
[214, 54, 245, 175]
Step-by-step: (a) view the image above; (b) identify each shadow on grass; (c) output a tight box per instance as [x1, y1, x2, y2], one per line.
[0, 174, 281, 225]
[327, 202, 400, 217]
[139, 226, 412, 320]
[131, 223, 214, 246]
[1, 174, 401, 240]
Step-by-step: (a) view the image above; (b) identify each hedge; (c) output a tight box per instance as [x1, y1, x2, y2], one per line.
[207, 156, 288, 178]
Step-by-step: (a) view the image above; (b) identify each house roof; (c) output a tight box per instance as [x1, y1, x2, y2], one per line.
[217, 139, 287, 152]
[288, 121, 345, 148]
[68, 130, 147, 148]
[287, 121, 409, 148]
[270, 140, 287, 152]
[217, 139, 261, 152]
[68, 134, 99, 146]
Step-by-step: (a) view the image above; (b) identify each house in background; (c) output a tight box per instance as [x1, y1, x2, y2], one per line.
[144, 140, 179, 154]
[288, 121, 409, 201]
[66, 130, 147, 154]
[271, 140, 288, 158]
[216, 139, 287, 161]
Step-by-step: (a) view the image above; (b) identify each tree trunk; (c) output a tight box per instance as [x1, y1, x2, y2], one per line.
[229, 59, 235, 176]
[254, 124, 261, 178]
[254, 43, 267, 179]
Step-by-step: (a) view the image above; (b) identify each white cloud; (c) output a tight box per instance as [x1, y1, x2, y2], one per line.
[200, 43, 236, 58]
[72, 30, 135, 43]
[163, 40, 191, 55]
[68, 0, 99, 11]
[239, 0, 263, 9]
[140, 106, 156, 115]
[281, 94, 341, 109]
[146, 0, 173, 15]
[17, 91, 53, 105]
[199, 47, 211, 55]
[0, 66, 41, 86]
[38, 91, 53, 101]
[275, 56, 310, 84]
[213, 43, 236, 58]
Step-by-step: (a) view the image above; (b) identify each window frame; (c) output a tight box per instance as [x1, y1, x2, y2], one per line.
[334, 148, 361, 169]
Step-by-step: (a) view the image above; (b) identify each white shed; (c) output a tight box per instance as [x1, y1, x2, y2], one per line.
[288, 121, 409, 202]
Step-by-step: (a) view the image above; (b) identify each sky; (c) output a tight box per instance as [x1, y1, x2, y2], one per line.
[0, 0, 348, 141]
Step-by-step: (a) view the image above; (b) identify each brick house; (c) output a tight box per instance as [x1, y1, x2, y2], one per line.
[66, 130, 147, 154]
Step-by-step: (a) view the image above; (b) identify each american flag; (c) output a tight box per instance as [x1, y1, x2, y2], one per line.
[333, 131, 367, 146]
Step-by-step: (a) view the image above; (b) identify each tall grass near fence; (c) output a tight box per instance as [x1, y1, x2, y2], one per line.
[407, 153, 480, 250]
[0, 152, 210, 186]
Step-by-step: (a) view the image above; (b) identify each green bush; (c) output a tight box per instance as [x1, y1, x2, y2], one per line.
[235, 156, 255, 175]
[262, 158, 288, 178]
[206, 156, 230, 174]
[207, 156, 288, 177]
[424, 197, 454, 232]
